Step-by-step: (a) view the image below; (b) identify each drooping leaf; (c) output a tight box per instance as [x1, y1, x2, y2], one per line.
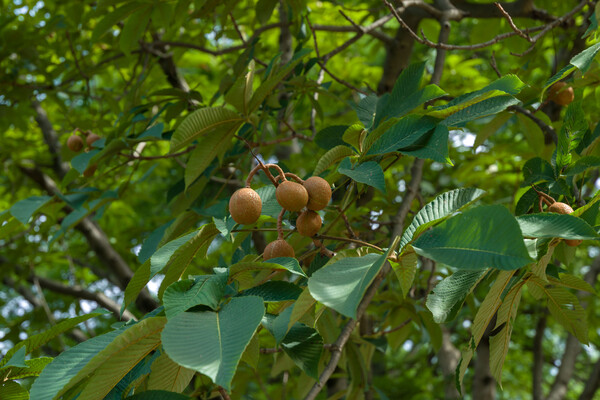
[313, 145, 356, 176]
[161, 296, 265, 391]
[287, 287, 317, 331]
[548, 273, 596, 293]
[544, 42, 600, 90]
[400, 188, 487, 251]
[147, 352, 195, 393]
[163, 270, 228, 318]
[224, 60, 255, 115]
[281, 324, 323, 379]
[170, 107, 242, 152]
[441, 95, 520, 127]
[367, 115, 437, 155]
[565, 155, 600, 175]
[391, 247, 418, 298]
[29, 329, 124, 400]
[522, 157, 555, 185]
[516, 213, 598, 240]
[489, 281, 525, 385]
[184, 129, 235, 189]
[308, 253, 386, 319]
[352, 94, 378, 129]
[337, 157, 386, 193]
[413, 205, 532, 270]
[62, 317, 166, 400]
[426, 269, 488, 323]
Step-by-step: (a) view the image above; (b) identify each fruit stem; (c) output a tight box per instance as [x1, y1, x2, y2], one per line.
[312, 238, 335, 258]
[245, 163, 286, 187]
[531, 185, 556, 209]
[274, 172, 304, 184]
[277, 209, 285, 240]
[316, 234, 385, 253]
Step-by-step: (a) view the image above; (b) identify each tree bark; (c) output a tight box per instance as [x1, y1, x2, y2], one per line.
[473, 334, 496, 400]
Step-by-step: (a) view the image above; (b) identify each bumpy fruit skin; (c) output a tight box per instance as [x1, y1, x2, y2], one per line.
[549, 82, 574, 106]
[263, 239, 295, 260]
[229, 188, 262, 225]
[276, 181, 309, 211]
[296, 210, 322, 237]
[86, 133, 101, 147]
[303, 176, 332, 211]
[67, 135, 84, 152]
[547, 202, 582, 247]
[83, 164, 97, 178]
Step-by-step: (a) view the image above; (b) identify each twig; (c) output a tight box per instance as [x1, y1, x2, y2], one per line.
[218, 386, 231, 400]
[490, 51, 502, 78]
[315, 234, 384, 252]
[65, 31, 90, 94]
[509, 105, 557, 143]
[495, 3, 533, 43]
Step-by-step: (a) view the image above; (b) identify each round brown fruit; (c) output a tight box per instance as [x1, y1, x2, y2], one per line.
[229, 188, 262, 225]
[263, 239, 295, 260]
[296, 210, 322, 237]
[303, 176, 332, 211]
[276, 180, 309, 211]
[547, 202, 582, 247]
[67, 135, 84, 152]
[83, 164, 97, 178]
[548, 82, 574, 106]
[86, 133, 101, 147]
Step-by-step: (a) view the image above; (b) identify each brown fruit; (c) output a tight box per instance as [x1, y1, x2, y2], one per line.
[548, 82, 574, 106]
[296, 210, 322, 237]
[303, 176, 332, 211]
[83, 164, 97, 178]
[276, 180, 309, 211]
[86, 133, 101, 147]
[67, 135, 84, 152]
[263, 239, 295, 260]
[547, 202, 582, 247]
[229, 188, 262, 225]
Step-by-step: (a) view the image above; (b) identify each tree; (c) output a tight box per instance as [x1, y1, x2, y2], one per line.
[0, 0, 599, 399]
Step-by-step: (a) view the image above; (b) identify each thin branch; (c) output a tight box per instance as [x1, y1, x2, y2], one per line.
[495, 2, 533, 43]
[509, 105, 557, 143]
[315, 234, 384, 252]
[65, 31, 91, 94]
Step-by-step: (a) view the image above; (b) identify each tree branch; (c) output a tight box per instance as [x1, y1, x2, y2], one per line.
[532, 314, 546, 400]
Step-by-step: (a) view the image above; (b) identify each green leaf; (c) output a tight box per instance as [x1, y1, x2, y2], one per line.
[400, 188, 486, 251]
[170, 107, 242, 152]
[256, 0, 278, 24]
[119, 5, 152, 54]
[548, 273, 595, 293]
[184, 129, 235, 189]
[474, 112, 512, 149]
[516, 213, 598, 240]
[147, 352, 195, 393]
[0, 313, 105, 368]
[338, 157, 386, 193]
[522, 157, 555, 184]
[308, 253, 386, 319]
[565, 155, 600, 175]
[313, 145, 356, 176]
[161, 297, 265, 391]
[399, 124, 450, 164]
[248, 48, 310, 112]
[0, 381, 29, 400]
[224, 61, 255, 115]
[426, 270, 487, 323]
[489, 281, 525, 385]
[555, 101, 588, 171]
[281, 324, 323, 379]
[441, 95, 520, 127]
[9, 195, 51, 224]
[315, 125, 350, 150]
[241, 281, 303, 302]
[527, 276, 588, 344]
[122, 260, 151, 315]
[3, 346, 27, 368]
[126, 390, 191, 400]
[413, 205, 532, 270]
[29, 329, 124, 400]
[352, 94, 377, 129]
[163, 271, 228, 318]
[91, 2, 145, 43]
[287, 288, 317, 331]
[545, 42, 600, 90]
[367, 115, 437, 155]
[64, 317, 166, 400]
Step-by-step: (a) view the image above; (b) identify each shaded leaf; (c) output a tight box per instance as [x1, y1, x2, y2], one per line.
[313, 145, 356, 176]
[170, 107, 242, 152]
[517, 213, 598, 240]
[281, 324, 323, 379]
[147, 352, 195, 393]
[163, 270, 228, 318]
[338, 157, 386, 193]
[426, 270, 487, 323]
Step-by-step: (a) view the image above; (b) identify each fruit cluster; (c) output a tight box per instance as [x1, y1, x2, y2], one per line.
[228, 163, 332, 260]
[66, 130, 102, 177]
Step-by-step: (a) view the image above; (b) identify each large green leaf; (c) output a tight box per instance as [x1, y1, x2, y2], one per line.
[29, 328, 124, 400]
[91, 2, 146, 42]
[315, 125, 350, 150]
[517, 213, 599, 240]
[313, 145, 356, 176]
[441, 95, 520, 127]
[126, 391, 190, 400]
[565, 155, 600, 175]
[240, 281, 303, 302]
[161, 296, 265, 391]
[399, 124, 450, 164]
[391, 247, 418, 298]
[163, 270, 228, 318]
[400, 188, 486, 251]
[413, 205, 532, 270]
[147, 352, 195, 393]
[555, 101, 588, 172]
[1, 357, 53, 380]
[0, 381, 28, 400]
[337, 157, 386, 193]
[522, 157, 555, 185]
[544, 42, 600, 90]
[119, 5, 152, 54]
[0, 313, 105, 368]
[170, 107, 242, 152]
[281, 324, 323, 379]
[229, 257, 307, 279]
[62, 317, 166, 400]
[426, 269, 488, 323]
[224, 60, 255, 115]
[308, 253, 385, 319]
